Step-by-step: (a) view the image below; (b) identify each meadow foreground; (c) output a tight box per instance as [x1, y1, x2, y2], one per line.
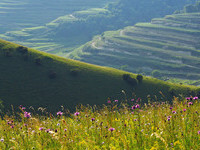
[0, 97, 200, 150]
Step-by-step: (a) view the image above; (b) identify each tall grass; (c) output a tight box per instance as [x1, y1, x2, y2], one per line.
[0, 96, 199, 149]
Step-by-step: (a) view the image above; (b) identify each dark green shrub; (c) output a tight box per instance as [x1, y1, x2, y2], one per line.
[70, 68, 80, 77]
[5, 51, 12, 57]
[127, 77, 138, 86]
[122, 74, 131, 81]
[23, 54, 28, 61]
[122, 74, 138, 86]
[136, 74, 143, 83]
[48, 70, 57, 79]
[35, 58, 41, 66]
[16, 46, 28, 54]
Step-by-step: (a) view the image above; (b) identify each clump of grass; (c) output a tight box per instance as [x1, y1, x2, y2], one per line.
[0, 96, 199, 149]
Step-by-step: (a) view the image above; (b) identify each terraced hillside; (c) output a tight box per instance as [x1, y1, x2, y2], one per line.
[0, 0, 196, 57]
[72, 2, 200, 85]
[0, 0, 114, 33]
[0, 39, 199, 110]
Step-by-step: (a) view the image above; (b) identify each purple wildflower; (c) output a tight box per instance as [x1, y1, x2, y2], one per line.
[188, 102, 193, 106]
[91, 118, 95, 121]
[198, 131, 200, 134]
[131, 99, 134, 101]
[64, 129, 67, 131]
[167, 116, 171, 121]
[57, 111, 63, 116]
[0, 139, 4, 142]
[193, 97, 198, 100]
[24, 112, 31, 118]
[136, 98, 141, 102]
[170, 107, 173, 110]
[22, 107, 26, 110]
[46, 129, 51, 133]
[134, 119, 137, 121]
[114, 100, 118, 102]
[24, 124, 27, 127]
[74, 112, 80, 116]
[172, 111, 176, 114]
[11, 125, 14, 128]
[135, 104, 140, 108]
[39, 127, 44, 131]
[186, 97, 191, 100]
[109, 128, 115, 132]
[132, 105, 136, 110]
[7, 121, 12, 125]
[183, 109, 186, 112]
[107, 100, 111, 104]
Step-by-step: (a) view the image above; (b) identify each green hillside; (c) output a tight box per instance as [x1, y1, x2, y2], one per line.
[72, 2, 200, 85]
[0, 39, 199, 110]
[0, 0, 196, 56]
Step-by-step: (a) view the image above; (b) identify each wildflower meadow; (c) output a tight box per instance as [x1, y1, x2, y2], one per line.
[0, 96, 200, 149]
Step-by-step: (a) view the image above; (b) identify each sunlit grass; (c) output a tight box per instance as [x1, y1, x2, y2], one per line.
[0, 97, 199, 149]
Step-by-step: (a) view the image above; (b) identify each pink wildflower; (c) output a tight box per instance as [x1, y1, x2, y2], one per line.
[74, 112, 80, 116]
[57, 111, 63, 116]
[109, 128, 115, 132]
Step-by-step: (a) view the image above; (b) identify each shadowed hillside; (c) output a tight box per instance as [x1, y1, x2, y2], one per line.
[0, 39, 199, 110]
[72, 2, 200, 85]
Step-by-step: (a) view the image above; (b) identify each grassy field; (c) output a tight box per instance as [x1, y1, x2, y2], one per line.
[0, 39, 199, 110]
[0, 96, 199, 149]
[73, 3, 200, 84]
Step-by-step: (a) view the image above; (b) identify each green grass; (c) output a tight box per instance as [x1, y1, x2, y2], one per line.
[0, 96, 199, 149]
[0, 39, 199, 110]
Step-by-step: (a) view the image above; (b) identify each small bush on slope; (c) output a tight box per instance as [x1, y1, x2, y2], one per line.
[0, 96, 199, 149]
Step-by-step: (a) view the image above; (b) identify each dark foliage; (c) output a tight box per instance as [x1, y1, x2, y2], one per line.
[35, 58, 42, 66]
[16, 46, 28, 54]
[136, 74, 143, 83]
[122, 74, 138, 86]
[5, 51, 12, 57]
[168, 88, 176, 96]
[122, 74, 131, 81]
[70, 68, 80, 77]
[48, 70, 57, 79]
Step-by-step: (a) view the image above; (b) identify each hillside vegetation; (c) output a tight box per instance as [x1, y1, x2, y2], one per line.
[0, 39, 199, 110]
[0, 0, 196, 56]
[0, 97, 200, 149]
[72, 2, 200, 85]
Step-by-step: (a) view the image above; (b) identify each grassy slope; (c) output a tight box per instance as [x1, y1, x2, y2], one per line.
[72, 6, 200, 85]
[0, 39, 199, 110]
